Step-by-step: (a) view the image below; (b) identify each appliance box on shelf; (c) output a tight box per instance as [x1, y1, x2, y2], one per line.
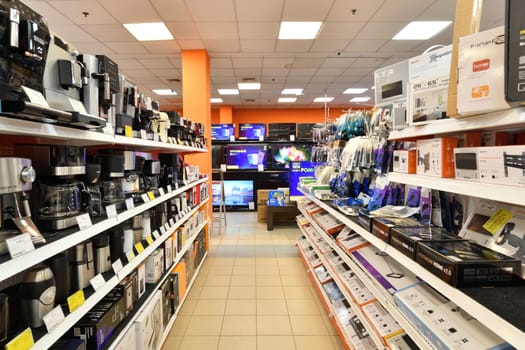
[478, 145, 525, 187]
[111, 325, 136, 350]
[137, 263, 146, 298]
[482, 131, 510, 146]
[164, 237, 174, 268]
[118, 270, 138, 316]
[169, 273, 180, 314]
[386, 332, 420, 350]
[415, 240, 521, 286]
[160, 282, 171, 330]
[455, 132, 482, 147]
[393, 149, 416, 174]
[390, 226, 460, 260]
[336, 226, 370, 252]
[374, 59, 409, 106]
[394, 283, 513, 350]
[371, 217, 424, 243]
[145, 249, 164, 284]
[361, 300, 404, 345]
[312, 211, 345, 235]
[457, 26, 511, 116]
[303, 202, 323, 215]
[268, 190, 285, 206]
[454, 148, 480, 180]
[416, 137, 458, 177]
[358, 209, 374, 232]
[134, 292, 163, 350]
[346, 275, 376, 306]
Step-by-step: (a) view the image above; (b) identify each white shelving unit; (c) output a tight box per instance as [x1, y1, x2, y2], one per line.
[299, 188, 525, 349]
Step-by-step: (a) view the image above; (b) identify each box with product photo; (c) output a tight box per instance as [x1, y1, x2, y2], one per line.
[416, 137, 457, 177]
[390, 226, 460, 260]
[145, 249, 164, 284]
[394, 283, 513, 350]
[312, 211, 345, 235]
[454, 147, 480, 180]
[351, 245, 419, 296]
[374, 59, 409, 107]
[415, 240, 521, 286]
[371, 217, 424, 243]
[303, 202, 323, 215]
[361, 300, 404, 345]
[393, 149, 416, 174]
[336, 226, 370, 252]
[111, 325, 136, 350]
[358, 209, 374, 232]
[408, 45, 452, 125]
[137, 262, 146, 298]
[459, 199, 525, 278]
[386, 332, 420, 350]
[457, 26, 511, 116]
[333, 300, 377, 350]
[164, 238, 174, 269]
[134, 292, 163, 350]
[478, 145, 525, 187]
[346, 275, 376, 306]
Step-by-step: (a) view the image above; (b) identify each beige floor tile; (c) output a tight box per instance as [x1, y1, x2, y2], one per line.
[280, 274, 310, 286]
[232, 265, 256, 275]
[205, 275, 232, 286]
[294, 335, 336, 350]
[286, 299, 322, 315]
[257, 315, 293, 335]
[256, 274, 282, 286]
[284, 286, 315, 299]
[218, 336, 256, 350]
[185, 315, 223, 336]
[331, 335, 346, 350]
[162, 335, 182, 349]
[178, 336, 219, 350]
[256, 299, 288, 315]
[279, 265, 307, 275]
[211, 257, 235, 266]
[168, 315, 191, 336]
[228, 285, 256, 299]
[221, 315, 257, 335]
[192, 299, 227, 316]
[199, 286, 229, 299]
[323, 317, 339, 336]
[178, 298, 197, 316]
[290, 315, 330, 335]
[230, 274, 256, 286]
[208, 266, 233, 275]
[257, 336, 296, 350]
[225, 299, 257, 315]
[257, 286, 285, 299]
[234, 258, 256, 266]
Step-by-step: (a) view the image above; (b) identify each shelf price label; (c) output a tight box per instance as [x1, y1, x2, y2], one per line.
[141, 193, 150, 203]
[290, 135, 295, 142]
[167, 185, 173, 193]
[160, 226, 167, 235]
[6, 234, 34, 259]
[67, 290, 85, 313]
[230, 135, 235, 142]
[159, 188, 166, 196]
[105, 204, 118, 218]
[220, 164, 227, 172]
[135, 242, 145, 254]
[146, 235, 154, 245]
[152, 230, 160, 239]
[89, 274, 106, 291]
[125, 197, 135, 210]
[483, 208, 513, 235]
[112, 259, 123, 274]
[140, 129, 147, 140]
[5, 328, 34, 350]
[147, 191, 155, 201]
[249, 201, 255, 210]
[258, 164, 264, 172]
[126, 251, 135, 262]
[43, 306, 65, 332]
[169, 218, 175, 226]
[76, 213, 92, 230]
[124, 125, 133, 138]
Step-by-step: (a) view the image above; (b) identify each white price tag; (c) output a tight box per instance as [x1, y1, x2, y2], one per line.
[290, 135, 295, 142]
[249, 201, 255, 210]
[153, 132, 159, 142]
[175, 183, 179, 189]
[159, 188, 165, 196]
[230, 135, 235, 142]
[141, 193, 150, 203]
[43, 306, 65, 332]
[89, 274, 106, 291]
[112, 259, 123, 274]
[140, 129, 147, 140]
[152, 230, 160, 239]
[259, 135, 264, 141]
[164, 223, 171, 231]
[160, 226, 167, 234]
[220, 164, 227, 172]
[167, 185, 173, 193]
[6, 234, 34, 259]
[105, 204, 117, 218]
[21, 86, 49, 107]
[125, 197, 135, 210]
[258, 164, 264, 172]
[169, 218, 175, 226]
[76, 213, 92, 230]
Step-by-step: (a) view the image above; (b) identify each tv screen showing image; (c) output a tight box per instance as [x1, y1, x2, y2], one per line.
[211, 123, 235, 141]
[225, 145, 267, 170]
[212, 180, 254, 207]
[239, 123, 266, 141]
[268, 143, 312, 169]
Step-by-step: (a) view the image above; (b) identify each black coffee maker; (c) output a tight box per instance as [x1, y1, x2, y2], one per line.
[159, 153, 186, 188]
[98, 153, 125, 211]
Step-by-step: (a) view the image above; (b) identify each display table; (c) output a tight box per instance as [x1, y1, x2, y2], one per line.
[267, 204, 300, 230]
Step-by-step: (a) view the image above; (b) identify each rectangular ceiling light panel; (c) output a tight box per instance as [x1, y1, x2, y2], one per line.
[123, 22, 174, 41]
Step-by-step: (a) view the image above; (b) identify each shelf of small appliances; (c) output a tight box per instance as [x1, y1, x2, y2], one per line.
[299, 188, 525, 349]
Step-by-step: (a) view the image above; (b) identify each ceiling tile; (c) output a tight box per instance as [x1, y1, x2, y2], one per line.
[176, 40, 206, 50]
[355, 22, 407, 40]
[344, 39, 388, 52]
[291, 57, 325, 68]
[142, 41, 181, 54]
[310, 75, 341, 83]
[210, 68, 236, 77]
[210, 58, 233, 68]
[166, 22, 201, 40]
[288, 68, 317, 76]
[318, 22, 365, 40]
[351, 57, 388, 68]
[310, 39, 349, 52]
[99, 0, 161, 23]
[285, 76, 313, 84]
[234, 68, 261, 79]
[125, 69, 158, 78]
[235, 0, 284, 21]
[240, 40, 276, 52]
[326, 0, 384, 21]
[107, 42, 149, 54]
[480, 0, 505, 22]
[238, 22, 280, 40]
[168, 57, 182, 68]
[282, 0, 335, 20]
[378, 40, 426, 53]
[417, 0, 456, 20]
[232, 58, 263, 68]
[413, 27, 454, 52]
[315, 67, 346, 76]
[372, 0, 434, 21]
[204, 40, 240, 52]
[81, 24, 135, 42]
[341, 67, 374, 78]
[185, 0, 236, 21]
[263, 57, 293, 68]
[49, 1, 116, 24]
[151, 68, 181, 78]
[24, 1, 73, 25]
[52, 25, 96, 42]
[197, 22, 238, 40]
[138, 59, 175, 68]
[115, 59, 146, 69]
[322, 57, 356, 68]
[212, 76, 237, 84]
[262, 68, 289, 76]
[151, 0, 191, 21]
[73, 42, 114, 55]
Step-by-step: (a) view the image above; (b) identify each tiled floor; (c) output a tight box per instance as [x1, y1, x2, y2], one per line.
[163, 212, 345, 350]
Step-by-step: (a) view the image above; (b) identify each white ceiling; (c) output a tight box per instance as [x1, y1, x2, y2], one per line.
[25, 0, 505, 110]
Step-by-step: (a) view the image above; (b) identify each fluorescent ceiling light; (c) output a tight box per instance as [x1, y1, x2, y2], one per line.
[343, 88, 368, 94]
[210, 98, 223, 103]
[393, 21, 452, 40]
[314, 97, 334, 103]
[278, 97, 297, 103]
[152, 89, 177, 96]
[123, 22, 174, 41]
[238, 82, 261, 90]
[281, 88, 303, 95]
[350, 97, 371, 103]
[279, 21, 322, 40]
[218, 89, 239, 95]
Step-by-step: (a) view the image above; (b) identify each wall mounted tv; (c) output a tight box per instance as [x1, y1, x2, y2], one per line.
[268, 123, 296, 141]
[212, 145, 224, 169]
[267, 143, 312, 169]
[212, 180, 254, 208]
[211, 123, 235, 141]
[297, 123, 323, 141]
[239, 123, 266, 141]
[225, 144, 267, 170]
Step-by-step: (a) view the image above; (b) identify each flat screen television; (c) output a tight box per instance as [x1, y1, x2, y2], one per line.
[212, 180, 254, 208]
[225, 144, 267, 170]
[268, 123, 296, 141]
[267, 143, 312, 169]
[239, 123, 266, 141]
[211, 145, 224, 169]
[211, 123, 235, 141]
[297, 123, 322, 141]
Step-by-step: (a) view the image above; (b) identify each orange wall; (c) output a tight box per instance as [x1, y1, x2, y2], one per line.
[211, 108, 326, 125]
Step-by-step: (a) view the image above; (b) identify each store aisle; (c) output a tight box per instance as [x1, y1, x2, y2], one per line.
[163, 212, 345, 350]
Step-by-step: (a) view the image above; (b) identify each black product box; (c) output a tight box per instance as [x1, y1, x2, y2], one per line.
[390, 226, 459, 259]
[115, 114, 133, 135]
[371, 217, 423, 243]
[169, 273, 180, 314]
[358, 209, 374, 232]
[118, 270, 138, 316]
[160, 278, 172, 330]
[416, 240, 522, 287]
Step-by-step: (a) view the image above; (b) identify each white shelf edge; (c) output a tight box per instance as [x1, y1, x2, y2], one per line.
[388, 107, 525, 140]
[388, 173, 524, 206]
[299, 189, 525, 349]
[113, 135, 207, 152]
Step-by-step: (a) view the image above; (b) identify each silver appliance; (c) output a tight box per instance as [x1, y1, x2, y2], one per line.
[70, 241, 95, 290]
[93, 234, 111, 274]
[19, 264, 56, 328]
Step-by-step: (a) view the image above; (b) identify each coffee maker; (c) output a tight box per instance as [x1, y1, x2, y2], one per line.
[15, 145, 89, 232]
[143, 160, 161, 195]
[159, 153, 186, 188]
[98, 153, 125, 210]
[82, 162, 104, 218]
[70, 241, 95, 290]
[0, 157, 45, 249]
[19, 264, 56, 328]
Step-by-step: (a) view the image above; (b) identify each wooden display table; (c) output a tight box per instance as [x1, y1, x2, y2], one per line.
[267, 203, 300, 230]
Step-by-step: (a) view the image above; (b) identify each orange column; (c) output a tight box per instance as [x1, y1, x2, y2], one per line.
[219, 105, 233, 123]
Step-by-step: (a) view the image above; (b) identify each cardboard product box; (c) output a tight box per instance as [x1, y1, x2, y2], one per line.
[312, 211, 345, 235]
[392, 150, 416, 174]
[145, 249, 164, 284]
[169, 273, 180, 314]
[361, 300, 404, 345]
[454, 147, 480, 180]
[394, 283, 513, 350]
[322, 280, 345, 304]
[358, 209, 374, 232]
[311, 184, 332, 199]
[257, 204, 268, 222]
[454, 132, 482, 147]
[352, 245, 420, 296]
[478, 145, 525, 187]
[335, 303, 378, 350]
[416, 240, 521, 287]
[457, 26, 511, 116]
[175, 227, 184, 253]
[170, 232, 178, 258]
[134, 292, 163, 350]
[111, 325, 136, 350]
[375, 59, 409, 107]
[118, 270, 138, 316]
[416, 137, 458, 177]
[346, 275, 376, 306]
[257, 189, 272, 205]
[137, 263, 146, 298]
[390, 226, 459, 260]
[336, 226, 370, 252]
[313, 265, 332, 284]
[160, 280, 172, 330]
[164, 238, 174, 269]
[371, 217, 424, 243]
[302, 201, 323, 215]
[482, 131, 511, 146]
[385, 332, 419, 350]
